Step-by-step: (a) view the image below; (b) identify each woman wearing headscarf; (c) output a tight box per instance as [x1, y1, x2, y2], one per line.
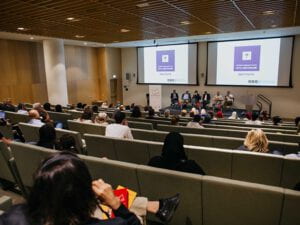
[148, 132, 205, 175]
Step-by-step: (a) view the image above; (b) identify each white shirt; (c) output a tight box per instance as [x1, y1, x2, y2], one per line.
[28, 119, 44, 127]
[105, 124, 133, 139]
[183, 93, 190, 100]
[245, 120, 262, 125]
[186, 122, 204, 129]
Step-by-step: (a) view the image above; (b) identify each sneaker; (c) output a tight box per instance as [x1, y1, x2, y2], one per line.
[156, 193, 180, 223]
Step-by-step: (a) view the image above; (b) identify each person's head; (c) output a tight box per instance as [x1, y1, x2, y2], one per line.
[194, 90, 198, 94]
[92, 105, 99, 113]
[245, 112, 252, 120]
[162, 132, 187, 166]
[38, 124, 56, 147]
[33, 103, 42, 111]
[189, 111, 195, 118]
[203, 115, 211, 123]
[231, 111, 237, 119]
[164, 109, 170, 118]
[17, 103, 26, 110]
[77, 102, 83, 109]
[148, 108, 155, 118]
[170, 115, 180, 125]
[29, 109, 40, 119]
[193, 114, 201, 123]
[272, 116, 282, 125]
[244, 129, 269, 153]
[295, 117, 300, 126]
[43, 102, 51, 111]
[27, 152, 96, 225]
[227, 90, 230, 95]
[55, 104, 63, 113]
[251, 112, 259, 121]
[80, 107, 93, 121]
[119, 105, 125, 111]
[185, 90, 189, 94]
[130, 103, 135, 109]
[131, 106, 141, 118]
[114, 110, 126, 124]
[59, 134, 78, 153]
[96, 112, 108, 124]
[204, 91, 207, 94]
[181, 109, 187, 117]
[173, 89, 176, 93]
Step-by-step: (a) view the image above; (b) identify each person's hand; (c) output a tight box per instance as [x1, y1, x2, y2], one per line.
[92, 179, 121, 210]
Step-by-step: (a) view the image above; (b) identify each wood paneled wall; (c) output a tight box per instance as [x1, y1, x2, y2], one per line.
[0, 39, 48, 104]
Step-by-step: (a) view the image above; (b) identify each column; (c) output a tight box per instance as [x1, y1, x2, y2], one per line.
[43, 39, 68, 106]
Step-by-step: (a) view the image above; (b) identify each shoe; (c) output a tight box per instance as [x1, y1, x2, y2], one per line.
[156, 193, 180, 223]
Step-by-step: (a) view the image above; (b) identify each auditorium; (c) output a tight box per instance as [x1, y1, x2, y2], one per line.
[0, 1, 300, 225]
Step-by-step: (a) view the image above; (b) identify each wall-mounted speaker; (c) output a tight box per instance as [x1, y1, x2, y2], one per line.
[125, 73, 131, 81]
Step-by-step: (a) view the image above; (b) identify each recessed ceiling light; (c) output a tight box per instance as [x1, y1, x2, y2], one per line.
[30, 37, 34, 40]
[205, 31, 212, 34]
[67, 17, 75, 21]
[270, 24, 277, 28]
[120, 29, 130, 33]
[17, 27, 29, 31]
[83, 42, 88, 45]
[263, 10, 275, 15]
[180, 21, 191, 25]
[75, 35, 85, 38]
[66, 17, 80, 22]
[136, 2, 150, 8]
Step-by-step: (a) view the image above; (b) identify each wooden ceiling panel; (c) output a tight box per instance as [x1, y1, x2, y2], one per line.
[0, 0, 298, 43]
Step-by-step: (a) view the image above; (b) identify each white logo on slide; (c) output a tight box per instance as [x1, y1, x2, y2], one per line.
[242, 51, 252, 61]
[162, 55, 169, 63]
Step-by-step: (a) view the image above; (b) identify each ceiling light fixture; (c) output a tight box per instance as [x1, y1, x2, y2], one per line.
[83, 42, 88, 45]
[75, 35, 85, 38]
[17, 27, 29, 31]
[120, 28, 130, 33]
[136, 2, 150, 8]
[66, 17, 81, 22]
[180, 21, 191, 25]
[67, 17, 75, 21]
[263, 10, 275, 15]
[30, 37, 34, 40]
[205, 31, 212, 34]
[270, 24, 277, 28]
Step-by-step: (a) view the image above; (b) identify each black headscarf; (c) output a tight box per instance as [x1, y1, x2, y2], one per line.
[161, 132, 187, 168]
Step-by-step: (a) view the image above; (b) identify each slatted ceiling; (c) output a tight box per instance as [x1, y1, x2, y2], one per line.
[0, 0, 298, 43]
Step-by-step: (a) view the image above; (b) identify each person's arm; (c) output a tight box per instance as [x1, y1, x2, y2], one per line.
[92, 179, 141, 225]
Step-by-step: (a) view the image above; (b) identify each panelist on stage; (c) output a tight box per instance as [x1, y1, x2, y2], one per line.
[224, 91, 234, 108]
[182, 90, 192, 103]
[213, 91, 224, 109]
[170, 89, 179, 105]
[192, 90, 201, 105]
[202, 91, 211, 109]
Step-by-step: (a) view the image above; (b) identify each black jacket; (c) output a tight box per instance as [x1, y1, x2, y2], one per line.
[148, 156, 205, 175]
[202, 94, 211, 102]
[0, 204, 141, 225]
[170, 93, 179, 101]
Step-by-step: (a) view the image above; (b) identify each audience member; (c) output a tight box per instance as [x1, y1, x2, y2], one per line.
[237, 129, 269, 153]
[75, 107, 93, 124]
[91, 105, 98, 113]
[43, 102, 51, 111]
[164, 109, 170, 118]
[105, 111, 133, 139]
[33, 103, 51, 122]
[76, 102, 83, 109]
[37, 124, 58, 149]
[95, 112, 109, 126]
[272, 116, 282, 126]
[202, 115, 212, 124]
[200, 108, 207, 116]
[148, 132, 205, 175]
[0, 131, 11, 145]
[208, 111, 217, 121]
[245, 112, 262, 125]
[101, 101, 108, 109]
[180, 109, 187, 117]
[170, 115, 180, 126]
[228, 111, 239, 120]
[216, 110, 223, 119]
[55, 104, 63, 113]
[261, 111, 269, 121]
[189, 111, 195, 118]
[191, 107, 199, 115]
[17, 103, 28, 115]
[28, 109, 44, 127]
[146, 108, 155, 119]
[119, 105, 125, 111]
[2, 99, 16, 112]
[224, 91, 234, 108]
[131, 106, 142, 118]
[59, 134, 78, 153]
[186, 115, 204, 128]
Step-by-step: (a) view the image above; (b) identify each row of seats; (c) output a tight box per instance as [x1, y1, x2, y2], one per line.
[83, 134, 300, 189]
[1, 141, 299, 225]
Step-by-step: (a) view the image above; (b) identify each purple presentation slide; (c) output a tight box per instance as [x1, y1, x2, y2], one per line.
[156, 50, 175, 72]
[234, 45, 261, 71]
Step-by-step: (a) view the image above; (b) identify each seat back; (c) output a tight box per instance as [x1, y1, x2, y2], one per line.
[55, 129, 84, 154]
[137, 165, 203, 225]
[202, 176, 283, 225]
[0, 125, 14, 139]
[84, 134, 117, 159]
[18, 122, 40, 142]
[280, 189, 300, 225]
[5, 112, 29, 124]
[67, 120, 105, 136]
[280, 156, 300, 189]
[128, 121, 153, 130]
[0, 142, 15, 182]
[231, 151, 283, 186]
[47, 111, 72, 127]
[67, 110, 83, 119]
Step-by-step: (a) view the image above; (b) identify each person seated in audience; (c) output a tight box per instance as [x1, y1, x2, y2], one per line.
[43, 102, 52, 111]
[75, 107, 94, 124]
[261, 110, 269, 121]
[0, 131, 11, 145]
[228, 111, 239, 120]
[77, 102, 83, 109]
[95, 112, 109, 126]
[101, 101, 108, 109]
[202, 115, 212, 124]
[208, 111, 217, 121]
[216, 109, 223, 119]
[245, 112, 262, 125]
[2, 99, 16, 112]
[164, 109, 170, 118]
[92, 105, 99, 113]
[118, 105, 125, 111]
[33, 103, 51, 123]
[186, 115, 204, 128]
[55, 104, 63, 113]
[148, 132, 205, 175]
[59, 134, 78, 153]
[190, 107, 199, 115]
[272, 116, 282, 125]
[180, 109, 187, 117]
[131, 106, 142, 118]
[170, 115, 180, 126]
[28, 109, 45, 127]
[223, 91, 234, 108]
[200, 108, 207, 117]
[0, 152, 180, 225]
[37, 124, 59, 149]
[105, 111, 133, 139]
[237, 129, 269, 153]
[189, 111, 195, 118]
[146, 107, 155, 119]
[16, 103, 28, 115]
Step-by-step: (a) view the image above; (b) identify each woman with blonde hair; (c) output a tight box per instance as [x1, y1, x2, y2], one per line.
[237, 129, 269, 153]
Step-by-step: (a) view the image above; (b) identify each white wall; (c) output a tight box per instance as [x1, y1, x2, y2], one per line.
[121, 36, 300, 118]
